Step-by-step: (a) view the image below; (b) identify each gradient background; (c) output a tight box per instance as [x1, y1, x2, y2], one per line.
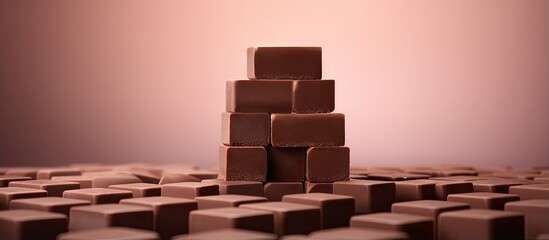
[1, 0, 548, 168]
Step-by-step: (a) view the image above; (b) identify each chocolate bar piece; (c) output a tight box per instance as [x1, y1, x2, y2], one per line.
[63, 188, 133, 204]
[240, 201, 321, 236]
[0, 175, 31, 187]
[226, 80, 293, 113]
[0, 209, 67, 240]
[282, 193, 354, 229]
[185, 171, 219, 180]
[121, 196, 198, 239]
[222, 113, 270, 146]
[309, 227, 408, 240]
[52, 175, 142, 188]
[304, 182, 333, 194]
[203, 179, 264, 197]
[292, 80, 334, 113]
[509, 183, 549, 200]
[438, 209, 524, 240]
[9, 179, 80, 197]
[247, 47, 321, 80]
[69, 204, 153, 231]
[219, 146, 267, 182]
[109, 183, 161, 198]
[446, 192, 519, 210]
[159, 173, 201, 184]
[306, 147, 350, 183]
[263, 182, 303, 201]
[368, 173, 430, 181]
[434, 181, 473, 200]
[10, 197, 90, 216]
[5, 168, 39, 179]
[395, 180, 437, 202]
[173, 229, 277, 240]
[471, 179, 523, 193]
[333, 180, 395, 213]
[189, 207, 274, 233]
[0, 187, 48, 209]
[351, 212, 434, 240]
[37, 168, 81, 180]
[161, 182, 219, 199]
[58, 227, 160, 240]
[267, 147, 306, 182]
[271, 113, 345, 147]
[195, 194, 267, 209]
[505, 199, 549, 240]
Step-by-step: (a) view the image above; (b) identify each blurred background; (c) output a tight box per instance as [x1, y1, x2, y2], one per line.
[1, 0, 548, 168]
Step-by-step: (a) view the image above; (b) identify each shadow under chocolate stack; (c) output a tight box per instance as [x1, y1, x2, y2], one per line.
[220, 47, 349, 200]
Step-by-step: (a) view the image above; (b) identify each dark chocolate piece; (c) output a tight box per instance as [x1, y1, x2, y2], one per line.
[226, 80, 293, 113]
[447, 192, 519, 210]
[247, 47, 322, 80]
[333, 180, 395, 213]
[351, 212, 434, 240]
[10, 197, 90, 216]
[63, 188, 133, 204]
[189, 207, 274, 233]
[304, 182, 333, 194]
[434, 181, 473, 200]
[0, 209, 67, 240]
[282, 193, 354, 229]
[509, 183, 549, 200]
[0, 175, 32, 187]
[263, 182, 303, 201]
[471, 179, 523, 193]
[266, 147, 306, 182]
[306, 147, 350, 183]
[195, 194, 267, 209]
[37, 168, 81, 180]
[69, 204, 153, 231]
[0, 187, 48, 209]
[109, 183, 161, 198]
[438, 209, 524, 240]
[173, 228, 277, 240]
[58, 227, 160, 240]
[292, 80, 334, 113]
[9, 179, 80, 197]
[271, 113, 345, 147]
[395, 180, 437, 202]
[203, 179, 264, 197]
[309, 227, 408, 240]
[219, 145, 267, 182]
[505, 199, 549, 240]
[222, 112, 270, 146]
[161, 182, 219, 199]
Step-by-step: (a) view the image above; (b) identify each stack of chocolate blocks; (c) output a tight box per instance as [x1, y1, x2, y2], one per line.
[220, 47, 349, 198]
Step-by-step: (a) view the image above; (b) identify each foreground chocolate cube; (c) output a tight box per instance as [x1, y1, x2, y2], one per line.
[226, 80, 293, 113]
[247, 47, 322, 80]
[333, 180, 395, 213]
[58, 227, 160, 240]
[222, 112, 270, 146]
[9, 197, 90, 216]
[219, 146, 267, 182]
[240, 202, 321, 236]
[282, 193, 354, 229]
[69, 204, 153, 231]
[292, 80, 334, 113]
[306, 147, 350, 183]
[505, 199, 549, 240]
[351, 212, 434, 240]
[174, 229, 277, 240]
[438, 209, 524, 240]
[189, 207, 274, 233]
[271, 113, 345, 147]
[0, 187, 48, 209]
[0, 209, 67, 240]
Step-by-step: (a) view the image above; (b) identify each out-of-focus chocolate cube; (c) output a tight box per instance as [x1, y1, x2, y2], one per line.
[222, 113, 270, 146]
[292, 80, 334, 113]
[509, 183, 549, 200]
[36, 168, 81, 180]
[395, 180, 437, 202]
[109, 183, 161, 198]
[173, 229, 277, 240]
[247, 47, 321, 80]
[9, 180, 80, 197]
[69, 204, 154, 231]
[0, 209, 67, 240]
[63, 188, 133, 204]
[263, 182, 303, 201]
[271, 113, 345, 147]
[0, 175, 31, 187]
[0, 187, 48, 209]
[438, 209, 524, 240]
[240, 202, 321, 236]
[58, 227, 160, 240]
[195, 194, 267, 209]
[447, 192, 519, 210]
[189, 207, 274, 233]
[226, 80, 293, 113]
[434, 181, 473, 200]
[161, 182, 219, 199]
[306, 147, 349, 183]
[309, 227, 408, 240]
[333, 180, 395, 213]
[282, 193, 354, 229]
[351, 212, 434, 240]
[219, 145, 267, 182]
[505, 199, 549, 240]
[9, 197, 90, 216]
[267, 147, 306, 182]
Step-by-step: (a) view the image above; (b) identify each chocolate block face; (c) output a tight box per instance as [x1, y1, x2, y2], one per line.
[173, 229, 277, 240]
[282, 193, 355, 229]
[0, 175, 31, 187]
[351, 212, 434, 240]
[438, 209, 524, 240]
[292, 80, 334, 113]
[226, 80, 293, 113]
[447, 192, 519, 210]
[159, 173, 201, 185]
[161, 182, 219, 199]
[219, 146, 267, 182]
[0, 209, 67, 240]
[509, 183, 549, 200]
[69, 204, 154, 231]
[263, 182, 303, 201]
[505, 199, 549, 240]
[36, 168, 81, 180]
[195, 194, 267, 209]
[222, 113, 270, 146]
[10, 197, 90, 216]
[309, 227, 408, 240]
[203, 179, 264, 197]
[9, 179, 80, 197]
[395, 180, 437, 202]
[271, 113, 345, 147]
[471, 179, 523, 193]
[267, 147, 306, 182]
[109, 183, 161, 198]
[333, 180, 395, 213]
[63, 188, 133, 204]
[306, 147, 350, 183]
[435, 181, 473, 200]
[189, 207, 274, 233]
[247, 47, 322, 80]
[0, 187, 48, 209]
[368, 173, 430, 181]
[240, 202, 321, 236]
[58, 227, 160, 240]
[304, 182, 333, 194]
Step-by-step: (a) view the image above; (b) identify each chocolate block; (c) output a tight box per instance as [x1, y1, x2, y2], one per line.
[173, 229, 277, 240]
[240, 202, 321, 236]
[471, 179, 523, 193]
[159, 173, 201, 184]
[263, 182, 303, 201]
[306, 147, 349, 182]
[435, 181, 473, 200]
[109, 183, 161, 198]
[351, 212, 434, 240]
[438, 209, 524, 240]
[219, 145, 267, 182]
[368, 173, 430, 181]
[509, 184, 549, 200]
[505, 200, 549, 240]
[282, 193, 354, 229]
[447, 192, 519, 210]
[226, 80, 293, 113]
[9, 180, 80, 197]
[247, 47, 321, 80]
[0, 187, 48, 209]
[5, 168, 39, 179]
[0, 175, 31, 187]
[161, 182, 219, 199]
[292, 80, 334, 113]
[271, 113, 345, 147]
[122, 169, 161, 184]
[63, 188, 133, 204]
[37, 168, 81, 180]
[121, 197, 198, 239]
[203, 179, 264, 197]
[333, 180, 395, 213]
[0, 209, 67, 240]
[69, 204, 153, 231]
[395, 180, 437, 202]
[222, 112, 270, 146]
[186, 171, 219, 180]
[58, 227, 160, 240]
[195, 194, 267, 209]
[266, 147, 306, 182]
[304, 182, 333, 194]
[52, 175, 142, 188]
[189, 207, 274, 233]
[10, 197, 90, 215]
[309, 227, 408, 240]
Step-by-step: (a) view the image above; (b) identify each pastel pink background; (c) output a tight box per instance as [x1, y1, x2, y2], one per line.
[1, 1, 548, 168]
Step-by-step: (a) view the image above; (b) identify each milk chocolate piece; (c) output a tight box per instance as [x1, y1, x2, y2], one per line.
[52, 175, 142, 188]
[282, 193, 354, 229]
[122, 169, 161, 184]
[351, 212, 434, 240]
[395, 180, 437, 202]
[471, 179, 523, 193]
[37, 168, 81, 180]
[159, 173, 201, 184]
[505, 200, 549, 240]
[189, 207, 274, 233]
[509, 183, 549, 200]
[333, 180, 395, 213]
[10, 197, 90, 215]
[0, 175, 31, 187]
[203, 179, 264, 197]
[292, 80, 334, 113]
[109, 183, 161, 198]
[306, 147, 350, 183]
[304, 182, 333, 194]
[226, 80, 293, 113]
[58, 227, 160, 240]
[69, 204, 153, 231]
[222, 112, 270, 146]
[435, 181, 473, 200]
[263, 182, 303, 201]
[438, 209, 524, 240]
[271, 113, 345, 147]
[368, 173, 430, 181]
[430, 175, 487, 181]
[5, 168, 40, 179]
[63, 188, 133, 204]
[0, 187, 48, 209]
[195, 194, 267, 209]
[266, 147, 306, 182]
[219, 145, 267, 182]
[447, 192, 519, 210]
[161, 182, 219, 199]
[0, 209, 67, 240]
[186, 171, 219, 180]
[247, 47, 322, 80]
[9, 179, 80, 197]
[173, 229, 277, 240]
[309, 227, 408, 240]
[240, 202, 321, 236]
[121, 196, 198, 239]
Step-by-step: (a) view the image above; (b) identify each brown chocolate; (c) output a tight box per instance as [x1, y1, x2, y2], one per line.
[247, 47, 322, 80]
[161, 182, 219, 199]
[9, 179, 80, 197]
[263, 182, 303, 201]
[395, 180, 437, 202]
[109, 183, 161, 198]
[509, 183, 549, 200]
[58, 227, 160, 240]
[434, 181, 473, 200]
[0, 209, 67, 240]
[447, 192, 519, 210]
[185, 171, 219, 180]
[203, 179, 264, 197]
[10, 197, 90, 216]
[189, 207, 274, 233]
[5, 168, 40, 179]
[159, 173, 201, 184]
[271, 113, 345, 147]
[304, 182, 333, 194]
[69, 204, 153, 231]
[306, 147, 349, 183]
[505, 199, 549, 240]
[222, 112, 270, 146]
[367, 173, 430, 181]
[266, 147, 306, 182]
[292, 80, 334, 113]
[226, 80, 293, 113]
[36, 168, 81, 180]
[351, 212, 434, 240]
[309, 227, 408, 240]
[0, 175, 32, 187]
[52, 175, 142, 188]
[471, 179, 523, 193]
[0, 187, 48, 209]
[195, 194, 267, 209]
[282, 193, 354, 229]
[333, 180, 395, 213]
[438, 209, 524, 240]
[63, 188, 133, 204]
[219, 145, 267, 182]
[173, 228, 277, 240]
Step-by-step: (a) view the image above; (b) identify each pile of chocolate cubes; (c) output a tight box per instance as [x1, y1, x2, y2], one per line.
[220, 47, 349, 199]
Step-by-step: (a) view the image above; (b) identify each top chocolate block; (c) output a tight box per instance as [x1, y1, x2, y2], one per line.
[247, 47, 322, 80]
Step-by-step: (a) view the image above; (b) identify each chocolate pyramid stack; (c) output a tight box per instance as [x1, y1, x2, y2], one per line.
[220, 47, 349, 199]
